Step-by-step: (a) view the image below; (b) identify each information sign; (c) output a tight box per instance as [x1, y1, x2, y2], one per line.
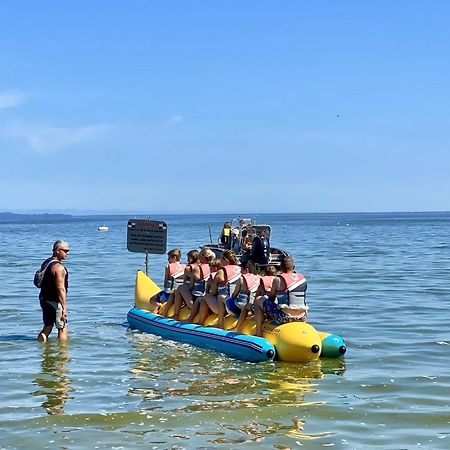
[127, 219, 167, 254]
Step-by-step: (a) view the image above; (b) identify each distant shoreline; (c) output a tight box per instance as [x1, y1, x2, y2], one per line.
[0, 212, 73, 219]
[1, 210, 449, 219]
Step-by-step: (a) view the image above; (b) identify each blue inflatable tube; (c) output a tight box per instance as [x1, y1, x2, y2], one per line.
[127, 307, 276, 363]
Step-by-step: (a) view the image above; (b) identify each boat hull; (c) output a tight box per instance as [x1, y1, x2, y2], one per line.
[128, 307, 276, 363]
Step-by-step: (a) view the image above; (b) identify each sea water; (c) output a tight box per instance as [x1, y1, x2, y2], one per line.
[0, 212, 449, 449]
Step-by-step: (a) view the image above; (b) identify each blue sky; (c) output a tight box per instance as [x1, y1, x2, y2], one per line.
[1, 1, 449, 214]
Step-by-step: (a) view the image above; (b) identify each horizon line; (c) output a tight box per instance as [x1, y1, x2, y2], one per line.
[2, 209, 450, 216]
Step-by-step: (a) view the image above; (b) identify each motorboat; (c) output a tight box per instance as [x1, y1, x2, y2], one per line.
[202, 217, 290, 269]
[98, 225, 109, 231]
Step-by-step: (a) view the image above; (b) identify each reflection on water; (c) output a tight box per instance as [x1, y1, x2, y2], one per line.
[32, 341, 73, 415]
[126, 331, 346, 446]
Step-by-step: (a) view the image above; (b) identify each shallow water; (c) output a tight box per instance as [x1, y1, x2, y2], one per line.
[1, 212, 449, 449]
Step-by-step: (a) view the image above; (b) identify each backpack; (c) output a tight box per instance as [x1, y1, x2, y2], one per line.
[33, 259, 57, 288]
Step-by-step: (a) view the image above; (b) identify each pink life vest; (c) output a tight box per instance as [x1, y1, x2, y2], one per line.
[235, 273, 261, 306]
[199, 264, 211, 280]
[217, 264, 241, 295]
[187, 263, 210, 281]
[261, 275, 275, 293]
[191, 263, 211, 296]
[168, 262, 185, 278]
[164, 262, 186, 292]
[242, 273, 261, 292]
[276, 272, 308, 311]
[222, 264, 241, 283]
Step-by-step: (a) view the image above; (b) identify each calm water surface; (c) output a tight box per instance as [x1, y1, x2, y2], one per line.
[0, 213, 449, 449]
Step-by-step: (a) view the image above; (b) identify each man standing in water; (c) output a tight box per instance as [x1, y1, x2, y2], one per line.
[36, 240, 70, 341]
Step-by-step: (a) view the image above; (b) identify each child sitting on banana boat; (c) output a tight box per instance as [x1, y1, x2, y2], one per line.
[198, 250, 241, 328]
[183, 258, 223, 323]
[254, 256, 308, 337]
[222, 260, 260, 327]
[149, 248, 185, 312]
[171, 248, 216, 320]
[161, 249, 200, 316]
[155, 252, 309, 340]
[233, 264, 277, 332]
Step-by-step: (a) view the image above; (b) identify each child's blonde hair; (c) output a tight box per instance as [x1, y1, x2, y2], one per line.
[200, 247, 216, 263]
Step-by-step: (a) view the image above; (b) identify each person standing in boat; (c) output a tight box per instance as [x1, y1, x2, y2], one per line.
[250, 228, 270, 266]
[36, 240, 70, 342]
[234, 228, 252, 253]
[253, 256, 308, 337]
[241, 229, 253, 252]
[220, 222, 232, 249]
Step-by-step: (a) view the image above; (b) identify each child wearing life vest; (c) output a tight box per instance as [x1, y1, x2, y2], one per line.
[254, 256, 308, 337]
[257, 265, 277, 295]
[224, 260, 260, 313]
[234, 264, 277, 332]
[184, 258, 222, 323]
[162, 249, 200, 317]
[198, 250, 241, 328]
[172, 247, 216, 320]
[149, 249, 185, 312]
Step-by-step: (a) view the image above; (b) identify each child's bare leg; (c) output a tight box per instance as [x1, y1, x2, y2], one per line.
[198, 296, 212, 325]
[184, 297, 201, 322]
[162, 292, 175, 316]
[173, 290, 185, 320]
[149, 295, 161, 312]
[235, 304, 250, 332]
[217, 294, 227, 329]
[205, 295, 219, 314]
[254, 297, 266, 337]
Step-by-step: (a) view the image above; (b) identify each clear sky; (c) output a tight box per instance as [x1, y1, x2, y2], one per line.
[1, 1, 449, 214]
